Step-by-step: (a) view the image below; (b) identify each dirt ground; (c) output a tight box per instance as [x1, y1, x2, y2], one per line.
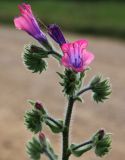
[0, 27, 125, 160]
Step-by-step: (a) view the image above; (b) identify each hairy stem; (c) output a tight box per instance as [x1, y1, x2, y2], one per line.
[62, 97, 74, 160]
[49, 50, 62, 61]
[74, 86, 92, 99]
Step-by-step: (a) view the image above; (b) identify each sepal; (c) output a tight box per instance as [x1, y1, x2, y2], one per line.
[57, 69, 86, 97]
[23, 44, 48, 73]
[90, 75, 112, 103]
[27, 137, 43, 160]
[24, 109, 43, 133]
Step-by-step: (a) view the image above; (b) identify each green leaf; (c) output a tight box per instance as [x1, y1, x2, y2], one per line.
[57, 69, 86, 97]
[70, 143, 93, 157]
[23, 44, 48, 73]
[27, 137, 43, 160]
[45, 119, 63, 133]
[28, 99, 36, 107]
[24, 109, 43, 133]
[90, 75, 112, 103]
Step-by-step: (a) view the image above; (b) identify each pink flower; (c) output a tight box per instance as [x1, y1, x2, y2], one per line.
[61, 40, 94, 72]
[14, 3, 47, 43]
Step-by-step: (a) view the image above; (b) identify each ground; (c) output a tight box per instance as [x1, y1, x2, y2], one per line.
[0, 27, 125, 160]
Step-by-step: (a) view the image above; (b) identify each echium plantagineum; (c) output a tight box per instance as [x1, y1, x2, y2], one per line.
[14, 3, 112, 160]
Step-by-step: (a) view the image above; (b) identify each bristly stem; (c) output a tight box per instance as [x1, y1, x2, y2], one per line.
[62, 97, 74, 160]
[49, 50, 62, 61]
[61, 86, 93, 159]
[74, 86, 92, 99]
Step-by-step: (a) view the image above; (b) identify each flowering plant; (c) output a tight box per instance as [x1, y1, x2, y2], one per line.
[14, 3, 112, 160]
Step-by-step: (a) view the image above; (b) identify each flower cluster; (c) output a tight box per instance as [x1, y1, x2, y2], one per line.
[14, 3, 94, 73]
[14, 3, 112, 160]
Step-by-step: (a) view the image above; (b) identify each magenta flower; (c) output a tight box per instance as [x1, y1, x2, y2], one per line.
[48, 24, 66, 46]
[14, 3, 47, 43]
[61, 40, 94, 72]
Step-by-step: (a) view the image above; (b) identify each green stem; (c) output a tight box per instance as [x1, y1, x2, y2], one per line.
[62, 97, 74, 160]
[49, 50, 62, 61]
[74, 86, 92, 99]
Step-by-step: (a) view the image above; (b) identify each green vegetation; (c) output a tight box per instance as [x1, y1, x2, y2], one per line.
[1, 0, 125, 39]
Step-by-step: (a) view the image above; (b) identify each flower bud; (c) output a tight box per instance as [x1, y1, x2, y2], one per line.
[39, 132, 46, 145]
[48, 24, 66, 46]
[35, 101, 47, 115]
[92, 129, 112, 157]
[90, 75, 111, 103]
[24, 109, 42, 133]
[98, 129, 105, 140]
[57, 69, 85, 97]
[27, 137, 43, 160]
[35, 101, 43, 110]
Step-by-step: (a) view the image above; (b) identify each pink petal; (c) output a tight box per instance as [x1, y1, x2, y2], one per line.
[76, 39, 88, 48]
[14, 16, 31, 31]
[61, 53, 70, 67]
[18, 3, 32, 16]
[72, 66, 84, 72]
[22, 3, 32, 13]
[83, 49, 94, 65]
[61, 43, 70, 53]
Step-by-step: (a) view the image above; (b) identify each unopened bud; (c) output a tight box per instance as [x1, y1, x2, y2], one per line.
[92, 129, 112, 157]
[35, 101, 43, 110]
[98, 129, 105, 140]
[39, 132, 47, 148]
[39, 132, 45, 141]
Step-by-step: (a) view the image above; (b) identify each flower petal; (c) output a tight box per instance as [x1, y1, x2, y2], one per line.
[61, 43, 70, 53]
[76, 39, 88, 48]
[83, 49, 94, 65]
[14, 16, 30, 31]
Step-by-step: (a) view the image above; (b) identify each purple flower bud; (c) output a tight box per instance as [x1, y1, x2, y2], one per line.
[98, 129, 105, 140]
[39, 132, 46, 141]
[39, 132, 46, 146]
[48, 24, 66, 46]
[35, 101, 43, 110]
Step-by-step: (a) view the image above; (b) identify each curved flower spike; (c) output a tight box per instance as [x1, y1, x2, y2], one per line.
[14, 3, 47, 44]
[61, 40, 94, 72]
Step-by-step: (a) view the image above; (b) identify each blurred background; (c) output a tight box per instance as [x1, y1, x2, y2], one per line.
[0, 0, 125, 160]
